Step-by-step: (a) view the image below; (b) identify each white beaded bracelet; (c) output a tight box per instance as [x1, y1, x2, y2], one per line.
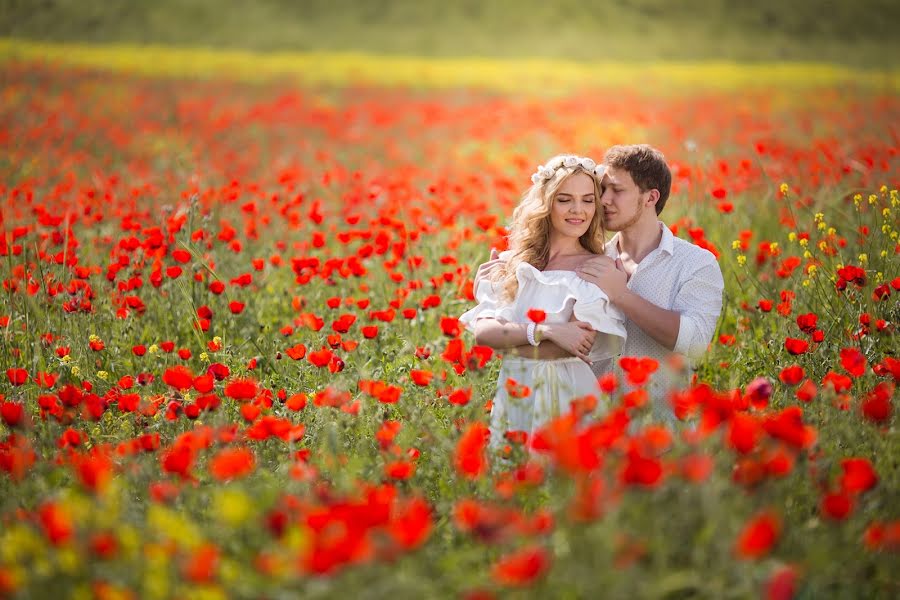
[526, 322, 540, 347]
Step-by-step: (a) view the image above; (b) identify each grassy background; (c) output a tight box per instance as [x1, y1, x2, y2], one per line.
[1, 0, 898, 69]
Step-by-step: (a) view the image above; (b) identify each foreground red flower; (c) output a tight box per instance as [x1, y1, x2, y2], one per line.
[454, 422, 489, 480]
[209, 446, 256, 481]
[735, 510, 782, 559]
[491, 545, 551, 587]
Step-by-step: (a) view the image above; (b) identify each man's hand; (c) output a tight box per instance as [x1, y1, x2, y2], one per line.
[576, 256, 628, 303]
[473, 248, 504, 290]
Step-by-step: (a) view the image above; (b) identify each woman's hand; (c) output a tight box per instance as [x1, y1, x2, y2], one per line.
[539, 321, 596, 364]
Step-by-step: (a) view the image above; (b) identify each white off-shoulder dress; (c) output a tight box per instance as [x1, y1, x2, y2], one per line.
[459, 256, 627, 446]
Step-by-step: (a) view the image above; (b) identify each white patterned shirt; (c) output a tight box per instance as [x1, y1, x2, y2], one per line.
[590, 221, 724, 420]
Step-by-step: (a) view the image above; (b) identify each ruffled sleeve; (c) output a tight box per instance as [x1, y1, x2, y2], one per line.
[568, 278, 627, 337]
[459, 278, 516, 331]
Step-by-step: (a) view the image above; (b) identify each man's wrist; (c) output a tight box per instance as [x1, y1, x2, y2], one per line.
[610, 288, 631, 305]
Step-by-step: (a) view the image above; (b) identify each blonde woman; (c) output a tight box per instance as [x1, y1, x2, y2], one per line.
[460, 154, 627, 446]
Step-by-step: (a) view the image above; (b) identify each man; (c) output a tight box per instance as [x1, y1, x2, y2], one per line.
[475, 144, 724, 421]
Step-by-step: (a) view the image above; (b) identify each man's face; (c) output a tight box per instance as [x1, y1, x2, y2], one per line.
[599, 167, 654, 232]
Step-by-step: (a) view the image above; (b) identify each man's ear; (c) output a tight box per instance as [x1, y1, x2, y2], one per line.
[645, 189, 660, 209]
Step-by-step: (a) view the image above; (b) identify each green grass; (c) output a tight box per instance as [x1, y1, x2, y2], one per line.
[1, 0, 898, 68]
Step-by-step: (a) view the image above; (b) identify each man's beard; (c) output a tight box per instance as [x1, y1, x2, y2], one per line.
[605, 200, 645, 232]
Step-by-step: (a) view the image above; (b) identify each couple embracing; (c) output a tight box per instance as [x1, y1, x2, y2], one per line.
[459, 145, 724, 446]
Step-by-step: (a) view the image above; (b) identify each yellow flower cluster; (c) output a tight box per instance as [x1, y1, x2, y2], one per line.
[2, 38, 898, 93]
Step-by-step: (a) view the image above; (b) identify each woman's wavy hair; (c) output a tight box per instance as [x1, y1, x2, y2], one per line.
[493, 155, 606, 302]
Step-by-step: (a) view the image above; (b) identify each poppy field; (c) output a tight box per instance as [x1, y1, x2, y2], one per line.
[1, 54, 899, 599]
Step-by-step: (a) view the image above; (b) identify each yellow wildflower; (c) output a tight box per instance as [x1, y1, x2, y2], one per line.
[215, 488, 254, 527]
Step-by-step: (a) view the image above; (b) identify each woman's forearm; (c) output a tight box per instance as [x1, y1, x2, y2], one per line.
[473, 320, 574, 359]
[508, 342, 573, 360]
[472, 319, 530, 348]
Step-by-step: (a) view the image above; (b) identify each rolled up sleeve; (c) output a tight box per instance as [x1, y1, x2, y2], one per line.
[672, 261, 724, 359]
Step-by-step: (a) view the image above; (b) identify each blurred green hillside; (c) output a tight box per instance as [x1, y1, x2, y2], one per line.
[1, 0, 898, 68]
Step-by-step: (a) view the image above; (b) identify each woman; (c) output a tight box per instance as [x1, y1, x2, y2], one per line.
[459, 154, 627, 447]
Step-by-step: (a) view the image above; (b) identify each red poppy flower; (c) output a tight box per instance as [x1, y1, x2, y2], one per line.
[526, 309, 546, 323]
[491, 545, 550, 587]
[162, 365, 195, 390]
[37, 501, 73, 546]
[6, 368, 27, 386]
[840, 457, 878, 494]
[385, 460, 415, 480]
[784, 338, 809, 355]
[861, 382, 893, 423]
[822, 371, 852, 393]
[285, 343, 307, 360]
[619, 356, 659, 386]
[410, 369, 433, 386]
[308, 348, 333, 368]
[209, 446, 256, 481]
[821, 491, 854, 521]
[620, 450, 663, 487]
[727, 412, 762, 455]
[448, 387, 472, 406]
[440, 316, 461, 337]
[839, 347, 867, 377]
[765, 566, 798, 600]
[795, 379, 817, 402]
[224, 378, 258, 400]
[0, 401, 24, 427]
[390, 497, 432, 550]
[454, 422, 489, 479]
[735, 510, 781, 559]
[778, 365, 805, 386]
[598, 373, 618, 393]
[796, 313, 817, 333]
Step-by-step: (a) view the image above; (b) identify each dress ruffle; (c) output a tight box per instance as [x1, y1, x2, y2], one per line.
[459, 259, 627, 362]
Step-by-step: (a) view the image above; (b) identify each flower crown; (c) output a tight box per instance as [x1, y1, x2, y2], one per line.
[531, 155, 607, 185]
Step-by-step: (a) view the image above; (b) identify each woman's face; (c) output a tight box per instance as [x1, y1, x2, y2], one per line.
[549, 172, 597, 240]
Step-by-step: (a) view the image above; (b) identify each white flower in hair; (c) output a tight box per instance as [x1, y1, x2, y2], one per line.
[580, 157, 596, 171]
[563, 156, 579, 168]
[593, 164, 607, 178]
[538, 165, 555, 179]
[530, 172, 543, 184]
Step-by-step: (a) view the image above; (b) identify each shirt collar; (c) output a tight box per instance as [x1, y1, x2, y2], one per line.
[605, 221, 673, 258]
